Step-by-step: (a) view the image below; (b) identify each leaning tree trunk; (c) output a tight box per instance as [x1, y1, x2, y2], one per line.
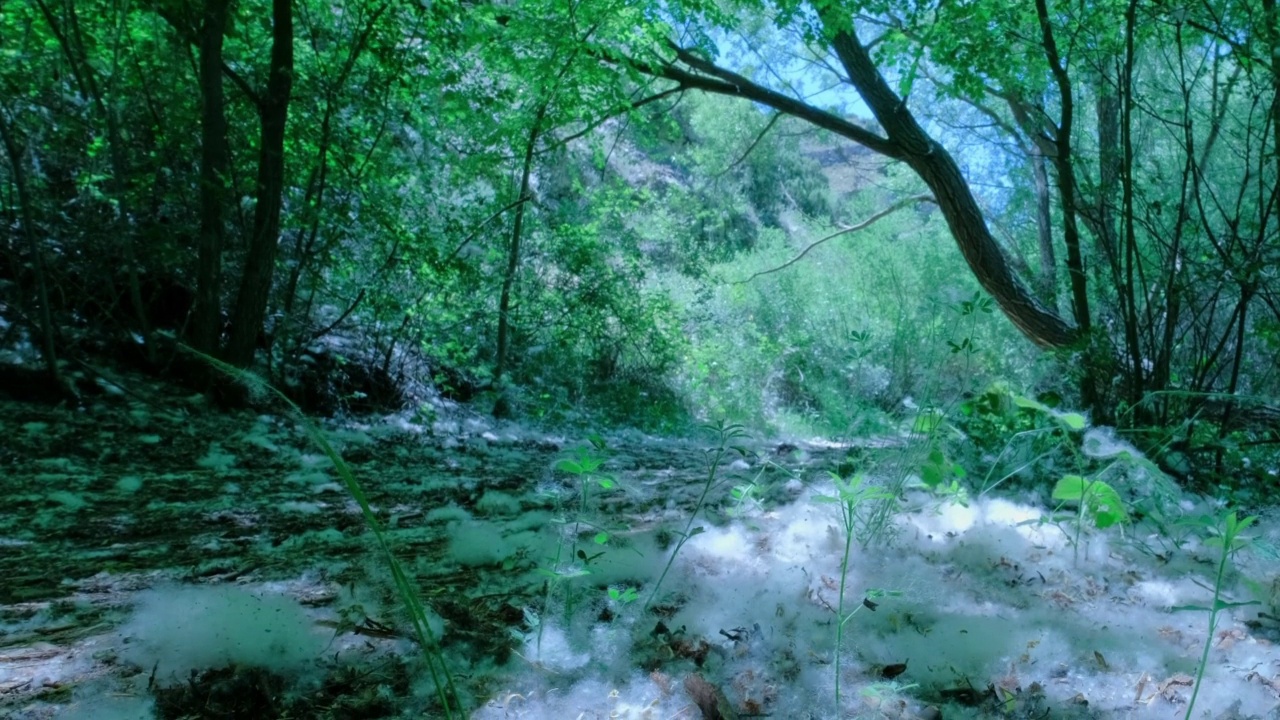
[822, 25, 1081, 349]
[225, 0, 294, 369]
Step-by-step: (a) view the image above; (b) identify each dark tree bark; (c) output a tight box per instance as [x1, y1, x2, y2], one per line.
[0, 107, 62, 390]
[823, 25, 1081, 349]
[225, 0, 294, 369]
[192, 0, 232, 356]
[1031, 0, 1091, 336]
[620, 28, 1081, 349]
[936, 84, 1059, 307]
[1118, 0, 1144, 406]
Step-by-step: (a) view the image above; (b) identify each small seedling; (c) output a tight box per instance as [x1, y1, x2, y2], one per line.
[646, 421, 748, 610]
[1051, 473, 1127, 562]
[1175, 510, 1259, 720]
[814, 472, 896, 710]
[608, 586, 639, 604]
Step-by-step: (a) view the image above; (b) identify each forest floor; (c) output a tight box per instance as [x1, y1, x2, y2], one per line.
[0, 376, 1278, 720]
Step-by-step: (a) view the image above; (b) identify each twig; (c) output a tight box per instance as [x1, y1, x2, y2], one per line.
[732, 194, 935, 284]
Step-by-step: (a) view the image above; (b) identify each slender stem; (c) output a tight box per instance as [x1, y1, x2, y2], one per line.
[645, 437, 728, 610]
[834, 498, 856, 710]
[1184, 534, 1231, 719]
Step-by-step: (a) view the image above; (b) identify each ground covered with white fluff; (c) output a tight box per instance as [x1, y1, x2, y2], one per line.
[0, 389, 1277, 719]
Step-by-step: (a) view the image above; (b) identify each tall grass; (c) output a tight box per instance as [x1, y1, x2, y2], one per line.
[181, 346, 462, 717]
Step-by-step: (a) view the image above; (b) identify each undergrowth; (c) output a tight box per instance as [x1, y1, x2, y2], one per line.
[182, 345, 462, 717]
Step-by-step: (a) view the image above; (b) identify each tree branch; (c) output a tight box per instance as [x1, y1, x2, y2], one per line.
[733, 195, 935, 284]
[711, 111, 781, 179]
[445, 196, 532, 263]
[603, 45, 904, 158]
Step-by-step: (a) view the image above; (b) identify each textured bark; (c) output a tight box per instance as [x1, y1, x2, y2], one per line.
[1032, 0, 1091, 336]
[824, 26, 1080, 349]
[225, 0, 294, 368]
[192, 0, 231, 356]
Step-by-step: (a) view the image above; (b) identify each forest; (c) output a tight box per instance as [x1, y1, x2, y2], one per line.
[0, 0, 1278, 718]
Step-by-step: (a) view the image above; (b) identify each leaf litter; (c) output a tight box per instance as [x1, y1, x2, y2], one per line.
[0, 389, 1277, 719]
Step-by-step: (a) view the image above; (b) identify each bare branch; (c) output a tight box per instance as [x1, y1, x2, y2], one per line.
[733, 194, 935, 284]
[711, 112, 781, 179]
[600, 45, 903, 158]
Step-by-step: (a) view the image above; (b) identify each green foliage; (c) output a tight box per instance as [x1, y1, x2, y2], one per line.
[646, 421, 748, 610]
[667, 184, 1038, 435]
[180, 346, 461, 716]
[4, 0, 1273, 497]
[535, 436, 627, 656]
[1052, 474, 1126, 530]
[1174, 511, 1259, 720]
[814, 471, 898, 710]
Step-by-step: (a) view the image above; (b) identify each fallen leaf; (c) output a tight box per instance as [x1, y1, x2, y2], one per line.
[881, 661, 908, 680]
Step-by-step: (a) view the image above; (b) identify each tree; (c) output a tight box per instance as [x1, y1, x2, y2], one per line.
[0, 104, 62, 390]
[224, 0, 294, 368]
[605, 13, 1082, 350]
[193, 0, 232, 357]
[543, 0, 1279, 424]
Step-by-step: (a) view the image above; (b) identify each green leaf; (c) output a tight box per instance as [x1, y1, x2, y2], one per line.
[1052, 474, 1088, 502]
[1214, 599, 1260, 611]
[593, 531, 609, 545]
[921, 463, 943, 488]
[1012, 394, 1050, 413]
[555, 459, 583, 474]
[1057, 413, 1087, 431]
[1053, 475, 1126, 528]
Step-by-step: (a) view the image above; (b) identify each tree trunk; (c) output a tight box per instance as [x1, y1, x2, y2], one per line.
[1028, 150, 1058, 307]
[0, 106, 63, 390]
[225, 0, 294, 368]
[1092, 78, 1122, 284]
[495, 103, 548, 382]
[192, 0, 232, 356]
[822, 25, 1080, 349]
[1118, 0, 1144, 408]
[1032, 0, 1091, 335]
[282, 5, 385, 319]
[36, 0, 155, 362]
[624, 32, 1081, 348]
